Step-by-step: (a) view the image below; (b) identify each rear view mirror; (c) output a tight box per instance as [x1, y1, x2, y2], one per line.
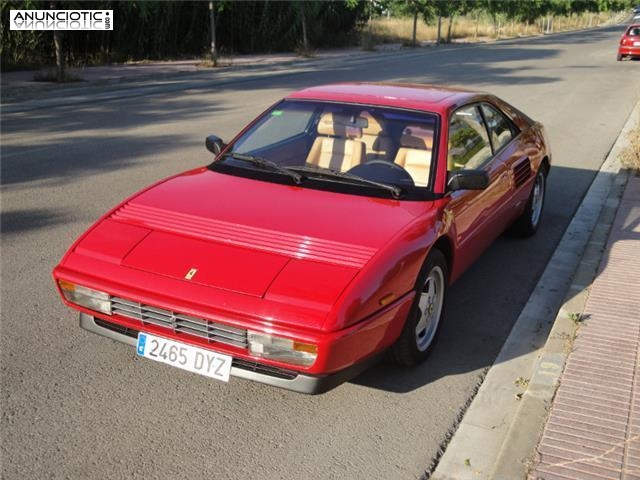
[447, 170, 489, 191]
[205, 135, 225, 156]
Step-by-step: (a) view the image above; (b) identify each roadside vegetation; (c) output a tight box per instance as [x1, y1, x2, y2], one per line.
[622, 124, 640, 174]
[361, 0, 633, 48]
[1, 0, 636, 82]
[369, 10, 624, 45]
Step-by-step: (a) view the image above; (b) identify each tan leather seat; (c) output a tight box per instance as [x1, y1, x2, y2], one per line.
[394, 127, 434, 187]
[306, 113, 366, 171]
[359, 111, 393, 161]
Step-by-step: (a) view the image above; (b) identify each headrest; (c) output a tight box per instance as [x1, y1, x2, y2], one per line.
[359, 111, 383, 135]
[317, 112, 367, 138]
[400, 126, 434, 150]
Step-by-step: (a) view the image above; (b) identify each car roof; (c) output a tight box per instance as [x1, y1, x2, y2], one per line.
[625, 24, 640, 34]
[286, 83, 483, 113]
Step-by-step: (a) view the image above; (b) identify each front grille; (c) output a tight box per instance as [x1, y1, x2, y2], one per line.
[111, 296, 248, 349]
[92, 318, 297, 380]
[513, 159, 532, 188]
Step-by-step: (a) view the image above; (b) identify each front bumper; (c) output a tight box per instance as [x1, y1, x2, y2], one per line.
[80, 313, 380, 394]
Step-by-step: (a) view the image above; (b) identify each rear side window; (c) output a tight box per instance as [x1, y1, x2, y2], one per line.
[628, 27, 640, 36]
[481, 103, 516, 152]
[448, 106, 492, 171]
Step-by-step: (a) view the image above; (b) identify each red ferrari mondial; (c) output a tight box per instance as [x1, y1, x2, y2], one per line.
[618, 24, 640, 60]
[53, 83, 551, 393]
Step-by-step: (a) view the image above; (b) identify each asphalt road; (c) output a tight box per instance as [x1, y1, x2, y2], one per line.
[2, 25, 639, 480]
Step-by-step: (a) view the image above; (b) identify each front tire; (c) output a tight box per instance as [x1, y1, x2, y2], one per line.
[510, 167, 546, 237]
[390, 249, 448, 366]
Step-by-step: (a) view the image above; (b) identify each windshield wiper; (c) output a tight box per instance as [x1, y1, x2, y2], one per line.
[288, 165, 403, 199]
[222, 152, 303, 184]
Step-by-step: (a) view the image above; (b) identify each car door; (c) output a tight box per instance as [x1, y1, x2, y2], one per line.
[478, 102, 529, 230]
[444, 104, 512, 278]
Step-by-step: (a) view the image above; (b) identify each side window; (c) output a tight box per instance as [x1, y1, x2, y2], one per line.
[481, 104, 515, 152]
[448, 106, 492, 171]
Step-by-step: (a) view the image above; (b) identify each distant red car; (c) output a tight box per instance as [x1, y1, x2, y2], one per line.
[618, 24, 640, 60]
[53, 83, 551, 393]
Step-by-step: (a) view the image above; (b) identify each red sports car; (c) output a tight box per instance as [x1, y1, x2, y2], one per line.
[53, 83, 551, 393]
[618, 24, 640, 60]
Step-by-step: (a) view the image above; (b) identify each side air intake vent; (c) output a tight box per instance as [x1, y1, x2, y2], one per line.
[513, 159, 532, 188]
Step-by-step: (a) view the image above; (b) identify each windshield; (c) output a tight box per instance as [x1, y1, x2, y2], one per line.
[213, 100, 439, 198]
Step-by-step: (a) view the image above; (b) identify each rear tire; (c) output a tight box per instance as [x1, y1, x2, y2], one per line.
[390, 249, 448, 367]
[617, 53, 623, 61]
[510, 167, 546, 237]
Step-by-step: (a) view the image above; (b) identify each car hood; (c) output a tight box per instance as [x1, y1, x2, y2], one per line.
[76, 168, 425, 308]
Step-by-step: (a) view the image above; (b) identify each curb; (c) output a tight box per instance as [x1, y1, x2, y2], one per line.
[0, 47, 415, 113]
[430, 100, 640, 480]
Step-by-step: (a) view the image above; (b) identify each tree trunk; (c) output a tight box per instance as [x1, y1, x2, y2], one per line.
[436, 15, 442, 45]
[300, 2, 309, 53]
[446, 15, 454, 43]
[257, 0, 270, 39]
[50, 1, 64, 82]
[368, 0, 374, 41]
[209, 1, 218, 66]
[475, 13, 479, 40]
[54, 30, 64, 81]
[412, 11, 417, 46]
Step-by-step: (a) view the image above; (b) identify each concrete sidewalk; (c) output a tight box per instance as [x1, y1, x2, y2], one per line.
[432, 101, 640, 480]
[0, 45, 403, 104]
[0, 47, 371, 87]
[0, 44, 408, 107]
[529, 174, 640, 480]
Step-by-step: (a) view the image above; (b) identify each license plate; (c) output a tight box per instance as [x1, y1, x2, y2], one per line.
[136, 333, 232, 382]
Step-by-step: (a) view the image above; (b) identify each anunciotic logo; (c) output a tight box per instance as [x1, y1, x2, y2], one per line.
[10, 10, 113, 30]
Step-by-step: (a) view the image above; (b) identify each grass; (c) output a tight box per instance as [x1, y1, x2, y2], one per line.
[294, 43, 317, 58]
[197, 49, 235, 68]
[197, 59, 231, 68]
[568, 312, 583, 324]
[32, 69, 84, 83]
[621, 125, 640, 174]
[360, 31, 378, 51]
[367, 11, 621, 46]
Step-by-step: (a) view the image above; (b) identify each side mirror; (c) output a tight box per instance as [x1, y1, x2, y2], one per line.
[447, 170, 489, 191]
[205, 135, 225, 156]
